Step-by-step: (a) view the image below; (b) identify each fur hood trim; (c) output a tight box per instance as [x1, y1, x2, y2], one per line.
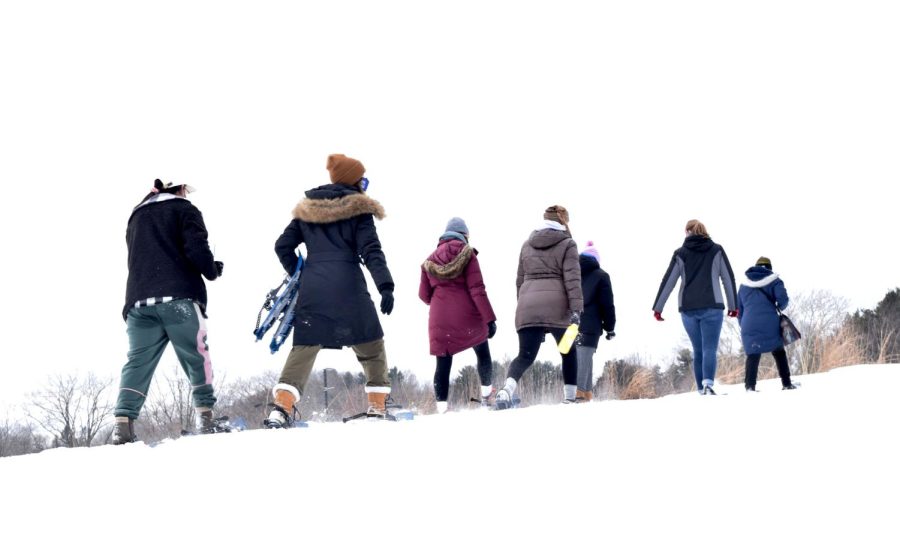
[742, 271, 780, 289]
[423, 245, 475, 280]
[292, 193, 385, 223]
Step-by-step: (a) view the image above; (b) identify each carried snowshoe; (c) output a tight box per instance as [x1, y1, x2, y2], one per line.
[253, 255, 304, 354]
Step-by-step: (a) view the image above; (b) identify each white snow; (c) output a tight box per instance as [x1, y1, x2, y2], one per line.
[1, 364, 897, 557]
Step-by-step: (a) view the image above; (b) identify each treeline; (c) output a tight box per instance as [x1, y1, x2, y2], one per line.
[2, 288, 898, 457]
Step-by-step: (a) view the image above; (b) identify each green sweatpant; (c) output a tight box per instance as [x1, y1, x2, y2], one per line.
[116, 299, 216, 419]
[278, 338, 389, 396]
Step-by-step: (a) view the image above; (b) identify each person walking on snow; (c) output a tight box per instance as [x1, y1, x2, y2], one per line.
[574, 241, 616, 402]
[265, 154, 395, 427]
[494, 205, 583, 409]
[113, 179, 225, 445]
[419, 217, 497, 413]
[652, 219, 737, 395]
[737, 256, 798, 391]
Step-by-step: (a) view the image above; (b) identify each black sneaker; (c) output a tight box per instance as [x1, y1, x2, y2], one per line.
[782, 384, 798, 390]
[702, 386, 717, 395]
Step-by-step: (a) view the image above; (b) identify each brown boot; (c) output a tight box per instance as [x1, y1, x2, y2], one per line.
[366, 392, 388, 417]
[576, 389, 593, 402]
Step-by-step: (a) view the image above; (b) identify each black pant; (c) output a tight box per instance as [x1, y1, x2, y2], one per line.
[433, 341, 493, 402]
[745, 347, 792, 389]
[507, 327, 578, 386]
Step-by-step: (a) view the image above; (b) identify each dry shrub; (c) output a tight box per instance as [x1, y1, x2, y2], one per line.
[815, 329, 867, 372]
[621, 367, 657, 400]
[715, 353, 745, 386]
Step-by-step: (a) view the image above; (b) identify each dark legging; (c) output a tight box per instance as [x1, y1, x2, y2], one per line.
[745, 347, 792, 389]
[433, 341, 493, 402]
[507, 327, 578, 386]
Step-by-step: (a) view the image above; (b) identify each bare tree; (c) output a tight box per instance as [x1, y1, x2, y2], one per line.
[0, 418, 46, 457]
[786, 290, 852, 374]
[26, 373, 114, 448]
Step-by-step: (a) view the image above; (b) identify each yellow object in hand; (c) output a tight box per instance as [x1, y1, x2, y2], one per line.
[557, 323, 580, 355]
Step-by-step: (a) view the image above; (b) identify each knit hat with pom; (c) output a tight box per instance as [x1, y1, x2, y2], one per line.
[582, 240, 600, 262]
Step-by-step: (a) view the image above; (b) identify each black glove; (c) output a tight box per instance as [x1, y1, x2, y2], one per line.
[379, 290, 394, 315]
[487, 321, 497, 339]
[214, 261, 224, 278]
[569, 312, 581, 325]
[606, 331, 616, 340]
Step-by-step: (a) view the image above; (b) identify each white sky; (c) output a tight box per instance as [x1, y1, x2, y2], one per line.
[1, 2, 898, 410]
[2, 364, 897, 556]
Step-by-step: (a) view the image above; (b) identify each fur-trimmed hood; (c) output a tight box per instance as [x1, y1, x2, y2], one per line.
[742, 266, 780, 288]
[292, 184, 385, 224]
[423, 240, 476, 280]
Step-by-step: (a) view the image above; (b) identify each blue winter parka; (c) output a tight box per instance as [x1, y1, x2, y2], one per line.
[737, 266, 790, 355]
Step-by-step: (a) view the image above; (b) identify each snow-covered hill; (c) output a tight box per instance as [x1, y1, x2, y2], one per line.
[2, 365, 897, 558]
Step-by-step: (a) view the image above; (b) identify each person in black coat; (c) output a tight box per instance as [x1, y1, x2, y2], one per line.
[265, 154, 396, 427]
[114, 179, 224, 445]
[574, 242, 616, 402]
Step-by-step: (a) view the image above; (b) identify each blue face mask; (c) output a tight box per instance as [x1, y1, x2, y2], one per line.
[359, 177, 369, 192]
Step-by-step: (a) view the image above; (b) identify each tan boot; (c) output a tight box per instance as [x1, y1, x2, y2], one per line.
[576, 389, 593, 402]
[366, 392, 388, 417]
[265, 383, 300, 428]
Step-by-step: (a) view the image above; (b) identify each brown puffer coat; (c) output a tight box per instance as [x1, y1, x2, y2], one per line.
[514, 228, 583, 330]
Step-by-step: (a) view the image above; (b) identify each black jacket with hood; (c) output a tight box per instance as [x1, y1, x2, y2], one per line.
[275, 184, 394, 348]
[578, 254, 616, 347]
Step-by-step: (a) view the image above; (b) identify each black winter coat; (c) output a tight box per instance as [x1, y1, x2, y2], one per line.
[275, 184, 394, 348]
[577, 255, 616, 348]
[123, 195, 218, 320]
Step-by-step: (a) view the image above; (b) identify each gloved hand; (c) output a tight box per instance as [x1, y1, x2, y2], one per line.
[606, 331, 616, 340]
[727, 309, 739, 318]
[569, 312, 581, 325]
[214, 261, 224, 278]
[379, 290, 394, 315]
[487, 321, 497, 339]
[654, 311, 664, 321]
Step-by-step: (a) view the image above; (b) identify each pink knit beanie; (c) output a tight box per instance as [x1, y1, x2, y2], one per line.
[582, 240, 600, 263]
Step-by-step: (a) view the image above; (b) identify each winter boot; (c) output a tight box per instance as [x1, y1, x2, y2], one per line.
[782, 383, 798, 390]
[576, 389, 593, 402]
[111, 416, 136, 445]
[436, 401, 449, 414]
[264, 383, 300, 428]
[366, 391, 388, 417]
[493, 378, 517, 410]
[563, 384, 578, 404]
[195, 408, 231, 434]
[702, 385, 717, 395]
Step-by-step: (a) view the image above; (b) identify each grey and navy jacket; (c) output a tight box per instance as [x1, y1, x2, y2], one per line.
[123, 194, 218, 320]
[652, 235, 737, 314]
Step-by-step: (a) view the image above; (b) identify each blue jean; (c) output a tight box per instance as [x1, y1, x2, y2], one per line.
[681, 308, 724, 390]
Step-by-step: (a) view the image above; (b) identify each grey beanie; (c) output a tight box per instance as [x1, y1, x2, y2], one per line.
[445, 217, 469, 236]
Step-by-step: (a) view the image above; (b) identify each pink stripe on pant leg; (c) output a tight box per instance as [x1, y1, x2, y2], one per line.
[193, 303, 214, 384]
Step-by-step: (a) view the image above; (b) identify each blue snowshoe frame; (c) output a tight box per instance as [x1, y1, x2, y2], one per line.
[253, 254, 304, 354]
